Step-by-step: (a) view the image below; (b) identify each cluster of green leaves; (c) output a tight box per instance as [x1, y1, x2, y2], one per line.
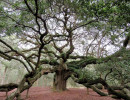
[64, 0, 130, 46]
[96, 59, 130, 86]
[74, 0, 130, 26]
[0, 0, 50, 36]
[73, 67, 99, 82]
[0, 1, 23, 35]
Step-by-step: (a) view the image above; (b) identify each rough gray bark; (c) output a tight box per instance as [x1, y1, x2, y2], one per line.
[53, 70, 67, 91]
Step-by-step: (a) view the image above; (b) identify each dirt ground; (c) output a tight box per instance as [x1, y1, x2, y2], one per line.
[0, 87, 118, 100]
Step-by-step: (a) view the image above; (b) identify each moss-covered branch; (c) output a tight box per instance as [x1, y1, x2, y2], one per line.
[0, 83, 18, 92]
[72, 76, 130, 100]
[39, 59, 59, 66]
[83, 84, 108, 96]
[67, 48, 130, 69]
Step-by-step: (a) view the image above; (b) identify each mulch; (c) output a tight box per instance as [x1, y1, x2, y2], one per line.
[0, 87, 118, 100]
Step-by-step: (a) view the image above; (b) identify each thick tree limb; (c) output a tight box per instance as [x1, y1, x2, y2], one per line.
[0, 83, 18, 92]
[83, 84, 108, 96]
[73, 76, 130, 100]
[6, 68, 55, 100]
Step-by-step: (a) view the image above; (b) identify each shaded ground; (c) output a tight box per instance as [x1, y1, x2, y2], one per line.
[0, 87, 117, 100]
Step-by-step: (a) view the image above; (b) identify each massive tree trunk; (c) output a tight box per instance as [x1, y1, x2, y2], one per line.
[53, 69, 71, 91]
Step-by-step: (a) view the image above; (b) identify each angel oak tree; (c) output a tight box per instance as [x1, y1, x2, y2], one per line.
[0, 0, 130, 100]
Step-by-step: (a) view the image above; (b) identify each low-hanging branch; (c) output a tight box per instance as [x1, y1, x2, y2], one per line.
[72, 76, 130, 100]
[6, 68, 55, 100]
[0, 83, 18, 92]
[83, 84, 108, 96]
